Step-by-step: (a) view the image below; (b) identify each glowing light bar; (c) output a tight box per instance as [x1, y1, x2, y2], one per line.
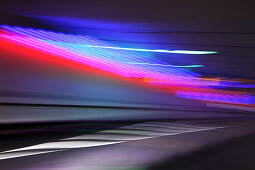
[170, 50, 217, 55]
[80, 45, 218, 55]
[123, 62, 204, 68]
[176, 90, 255, 105]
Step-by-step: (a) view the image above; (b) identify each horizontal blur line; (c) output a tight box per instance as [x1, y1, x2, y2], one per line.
[210, 54, 255, 58]
[48, 26, 255, 35]
[0, 90, 90, 101]
[0, 90, 182, 107]
[0, 103, 253, 114]
[60, 139, 124, 142]
[0, 90, 235, 110]
[100, 39, 255, 49]
[127, 31, 255, 35]
[0, 103, 166, 110]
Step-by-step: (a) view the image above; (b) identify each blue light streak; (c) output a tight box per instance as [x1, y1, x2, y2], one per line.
[1, 25, 200, 80]
[2, 25, 255, 89]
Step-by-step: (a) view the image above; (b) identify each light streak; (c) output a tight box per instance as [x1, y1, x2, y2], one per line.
[176, 90, 255, 105]
[1, 25, 255, 106]
[81, 45, 218, 55]
[123, 62, 204, 68]
[0, 122, 221, 160]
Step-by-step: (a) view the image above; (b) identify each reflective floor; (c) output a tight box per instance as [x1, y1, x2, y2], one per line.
[1, 115, 255, 170]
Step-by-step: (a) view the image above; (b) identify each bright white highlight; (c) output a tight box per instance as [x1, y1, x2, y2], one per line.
[2, 141, 123, 153]
[123, 62, 204, 68]
[82, 45, 217, 55]
[0, 122, 223, 160]
[0, 150, 64, 160]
